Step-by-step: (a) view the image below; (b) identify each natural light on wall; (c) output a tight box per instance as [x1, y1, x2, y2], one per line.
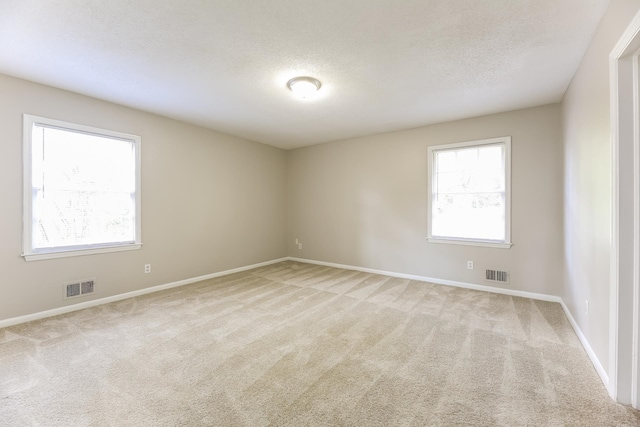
[427, 136, 511, 248]
[23, 115, 142, 261]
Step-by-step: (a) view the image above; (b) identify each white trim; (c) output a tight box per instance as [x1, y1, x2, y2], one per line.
[560, 299, 609, 387]
[288, 256, 610, 387]
[1, 254, 610, 393]
[22, 114, 142, 261]
[610, 9, 640, 407]
[23, 243, 142, 261]
[287, 257, 559, 302]
[610, 44, 621, 402]
[427, 136, 512, 247]
[427, 238, 512, 249]
[633, 46, 640, 410]
[0, 257, 288, 329]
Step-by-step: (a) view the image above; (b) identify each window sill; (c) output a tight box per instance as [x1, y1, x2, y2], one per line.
[22, 243, 142, 262]
[427, 238, 512, 249]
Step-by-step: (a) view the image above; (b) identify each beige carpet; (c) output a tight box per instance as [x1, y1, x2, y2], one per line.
[1, 261, 639, 426]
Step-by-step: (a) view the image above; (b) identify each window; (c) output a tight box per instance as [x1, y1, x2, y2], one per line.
[427, 136, 511, 248]
[23, 114, 141, 261]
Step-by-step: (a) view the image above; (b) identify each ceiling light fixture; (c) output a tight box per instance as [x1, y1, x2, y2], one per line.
[287, 76, 322, 99]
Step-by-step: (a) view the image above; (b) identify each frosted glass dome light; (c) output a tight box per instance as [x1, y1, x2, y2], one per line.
[287, 76, 322, 99]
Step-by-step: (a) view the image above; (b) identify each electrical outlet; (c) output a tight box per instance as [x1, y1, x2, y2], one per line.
[295, 238, 299, 244]
[298, 243, 302, 250]
[144, 264, 151, 274]
[467, 261, 473, 270]
[585, 300, 589, 315]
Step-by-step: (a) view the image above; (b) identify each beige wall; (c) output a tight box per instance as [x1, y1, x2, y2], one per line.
[0, 74, 287, 321]
[286, 104, 563, 296]
[561, 0, 640, 381]
[4, 2, 637, 391]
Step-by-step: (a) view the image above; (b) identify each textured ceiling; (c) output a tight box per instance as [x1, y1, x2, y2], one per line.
[0, 0, 610, 149]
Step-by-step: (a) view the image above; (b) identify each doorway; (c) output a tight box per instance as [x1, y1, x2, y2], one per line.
[610, 9, 640, 409]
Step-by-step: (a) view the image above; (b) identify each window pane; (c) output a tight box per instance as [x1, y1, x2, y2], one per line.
[31, 123, 137, 251]
[33, 189, 135, 249]
[430, 140, 509, 243]
[36, 127, 135, 193]
[432, 192, 505, 241]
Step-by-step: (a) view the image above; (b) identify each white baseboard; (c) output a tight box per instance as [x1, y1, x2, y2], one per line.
[0, 257, 288, 329]
[287, 256, 610, 389]
[559, 299, 609, 388]
[286, 257, 562, 303]
[2, 255, 610, 393]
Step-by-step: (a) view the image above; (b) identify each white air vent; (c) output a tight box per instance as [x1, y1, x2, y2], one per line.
[485, 269, 509, 283]
[64, 279, 96, 299]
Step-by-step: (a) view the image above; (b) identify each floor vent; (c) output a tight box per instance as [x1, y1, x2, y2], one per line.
[64, 280, 95, 299]
[485, 269, 509, 283]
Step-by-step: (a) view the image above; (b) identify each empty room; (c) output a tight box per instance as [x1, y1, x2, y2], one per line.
[2, 0, 640, 425]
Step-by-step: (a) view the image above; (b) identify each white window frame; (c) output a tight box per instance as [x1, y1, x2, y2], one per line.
[22, 114, 142, 261]
[427, 136, 512, 249]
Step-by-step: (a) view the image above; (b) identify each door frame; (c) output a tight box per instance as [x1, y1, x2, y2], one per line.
[610, 9, 640, 408]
